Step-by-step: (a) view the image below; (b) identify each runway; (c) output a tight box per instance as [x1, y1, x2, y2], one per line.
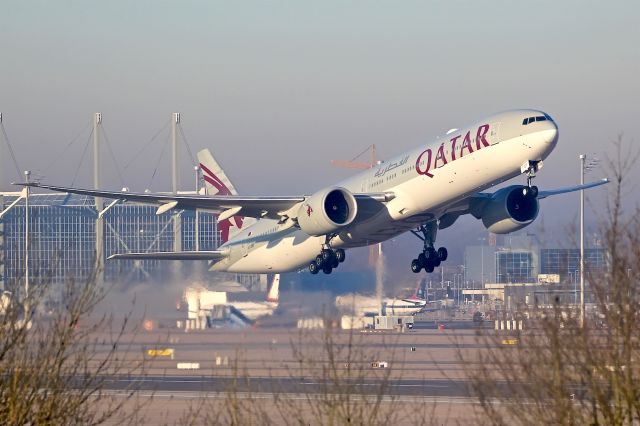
[98, 375, 472, 397]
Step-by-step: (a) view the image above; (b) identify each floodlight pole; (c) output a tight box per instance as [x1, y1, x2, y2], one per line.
[24, 170, 30, 311]
[93, 113, 104, 284]
[194, 165, 200, 251]
[580, 154, 586, 328]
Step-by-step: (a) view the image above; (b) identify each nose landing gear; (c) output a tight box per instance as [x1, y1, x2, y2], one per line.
[410, 223, 448, 274]
[522, 160, 540, 198]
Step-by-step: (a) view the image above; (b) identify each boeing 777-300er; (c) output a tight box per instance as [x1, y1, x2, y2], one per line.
[20, 110, 607, 275]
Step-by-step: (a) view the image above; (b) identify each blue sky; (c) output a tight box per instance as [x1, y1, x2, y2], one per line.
[1, 1, 638, 239]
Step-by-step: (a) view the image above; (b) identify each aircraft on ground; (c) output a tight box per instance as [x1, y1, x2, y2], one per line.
[21, 110, 607, 275]
[335, 279, 428, 316]
[230, 273, 280, 320]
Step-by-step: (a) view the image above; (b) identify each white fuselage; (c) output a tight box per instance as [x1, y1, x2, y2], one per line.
[336, 294, 426, 316]
[230, 301, 278, 321]
[212, 109, 558, 273]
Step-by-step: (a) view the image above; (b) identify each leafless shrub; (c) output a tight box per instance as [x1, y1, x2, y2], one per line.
[458, 137, 640, 425]
[0, 267, 146, 425]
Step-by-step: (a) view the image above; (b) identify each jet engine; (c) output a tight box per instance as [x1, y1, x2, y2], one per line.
[297, 187, 358, 236]
[481, 185, 539, 234]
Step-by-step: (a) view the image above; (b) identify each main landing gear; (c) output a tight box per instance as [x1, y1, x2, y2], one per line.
[309, 235, 346, 275]
[410, 223, 448, 274]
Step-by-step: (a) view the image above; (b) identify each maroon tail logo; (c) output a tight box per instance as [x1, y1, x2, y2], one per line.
[200, 162, 243, 243]
[306, 204, 313, 217]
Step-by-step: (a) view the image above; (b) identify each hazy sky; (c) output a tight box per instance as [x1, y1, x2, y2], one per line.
[1, 1, 638, 238]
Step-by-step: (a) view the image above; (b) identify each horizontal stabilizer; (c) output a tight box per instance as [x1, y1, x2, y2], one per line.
[108, 251, 227, 261]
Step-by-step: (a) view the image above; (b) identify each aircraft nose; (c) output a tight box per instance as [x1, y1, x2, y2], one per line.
[544, 113, 559, 145]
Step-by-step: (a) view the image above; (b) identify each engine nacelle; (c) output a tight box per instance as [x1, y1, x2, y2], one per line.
[297, 187, 358, 236]
[481, 185, 539, 234]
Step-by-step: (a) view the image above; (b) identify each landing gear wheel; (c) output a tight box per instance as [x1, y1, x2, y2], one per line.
[410, 223, 445, 274]
[411, 259, 422, 273]
[321, 250, 334, 263]
[424, 247, 437, 261]
[335, 248, 346, 263]
[530, 185, 538, 198]
[331, 257, 339, 268]
[437, 247, 448, 262]
[309, 261, 319, 275]
[315, 254, 324, 267]
[322, 266, 333, 274]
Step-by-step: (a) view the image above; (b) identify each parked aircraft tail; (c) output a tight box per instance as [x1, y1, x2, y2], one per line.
[405, 278, 427, 302]
[266, 274, 280, 304]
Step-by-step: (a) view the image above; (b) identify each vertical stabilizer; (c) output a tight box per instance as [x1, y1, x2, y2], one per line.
[197, 149, 239, 196]
[266, 274, 280, 304]
[406, 278, 427, 302]
[197, 149, 256, 243]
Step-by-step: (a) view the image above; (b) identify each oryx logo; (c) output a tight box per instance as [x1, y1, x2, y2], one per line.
[199, 162, 232, 196]
[199, 162, 243, 243]
[305, 204, 313, 217]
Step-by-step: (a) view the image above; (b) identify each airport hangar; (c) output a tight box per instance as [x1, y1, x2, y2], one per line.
[0, 191, 262, 300]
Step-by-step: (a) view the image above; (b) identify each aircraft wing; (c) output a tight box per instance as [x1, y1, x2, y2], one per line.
[536, 178, 609, 199]
[107, 250, 227, 261]
[438, 178, 609, 228]
[17, 183, 393, 222]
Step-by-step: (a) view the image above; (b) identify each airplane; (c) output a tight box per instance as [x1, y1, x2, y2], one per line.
[20, 109, 608, 276]
[335, 279, 428, 316]
[183, 274, 280, 323]
[230, 273, 280, 320]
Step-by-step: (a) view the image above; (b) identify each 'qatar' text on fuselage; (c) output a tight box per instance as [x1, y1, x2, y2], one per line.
[416, 124, 491, 178]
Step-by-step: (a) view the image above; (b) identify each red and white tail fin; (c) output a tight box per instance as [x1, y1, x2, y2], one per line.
[197, 149, 256, 243]
[266, 274, 280, 304]
[406, 278, 427, 302]
[197, 149, 239, 196]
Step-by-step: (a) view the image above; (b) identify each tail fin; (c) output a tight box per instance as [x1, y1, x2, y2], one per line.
[416, 278, 427, 300]
[197, 149, 256, 243]
[266, 274, 280, 304]
[197, 149, 239, 196]
[408, 278, 427, 301]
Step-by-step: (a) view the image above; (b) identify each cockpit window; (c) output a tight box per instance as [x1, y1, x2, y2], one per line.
[522, 115, 550, 125]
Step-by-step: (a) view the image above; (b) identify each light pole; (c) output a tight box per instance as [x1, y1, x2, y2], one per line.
[580, 154, 585, 326]
[478, 237, 486, 286]
[24, 170, 30, 313]
[194, 165, 200, 251]
[579, 154, 599, 327]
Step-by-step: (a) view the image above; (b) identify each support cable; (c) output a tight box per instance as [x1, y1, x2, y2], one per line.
[40, 119, 91, 180]
[146, 133, 171, 190]
[124, 122, 169, 170]
[70, 129, 94, 186]
[177, 124, 197, 166]
[100, 126, 126, 187]
[0, 123, 23, 180]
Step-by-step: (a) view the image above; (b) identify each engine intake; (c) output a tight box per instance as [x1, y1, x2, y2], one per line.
[297, 187, 358, 236]
[481, 185, 539, 234]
